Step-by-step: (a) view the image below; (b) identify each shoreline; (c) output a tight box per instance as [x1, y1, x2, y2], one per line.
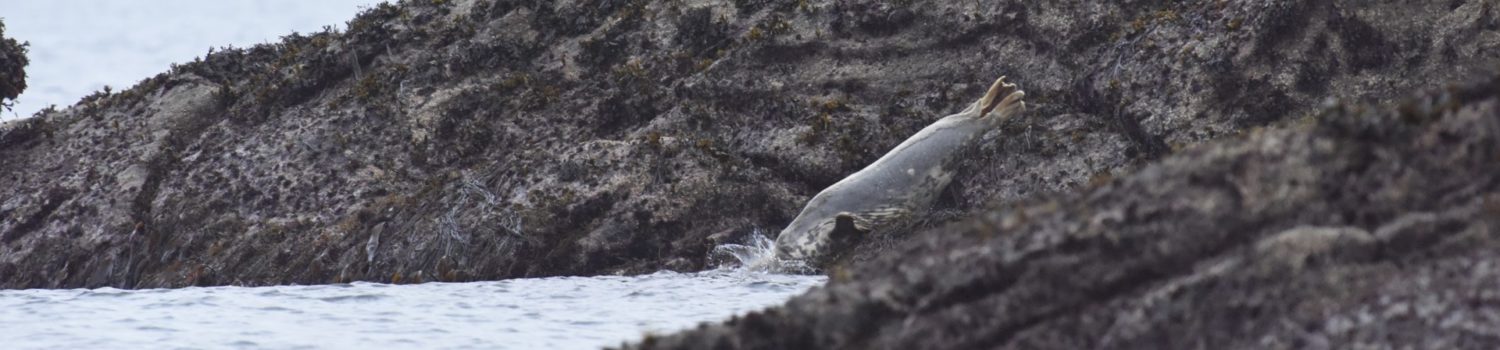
[3, 0, 1499, 346]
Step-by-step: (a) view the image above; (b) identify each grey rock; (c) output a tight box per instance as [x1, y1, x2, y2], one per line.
[0, 0, 1496, 296]
[626, 74, 1500, 349]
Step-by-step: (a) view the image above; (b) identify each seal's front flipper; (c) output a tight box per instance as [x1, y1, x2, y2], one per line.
[831, 213, 870, 242]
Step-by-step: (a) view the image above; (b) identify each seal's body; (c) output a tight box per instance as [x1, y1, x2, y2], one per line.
[773, 76, 1027, 265]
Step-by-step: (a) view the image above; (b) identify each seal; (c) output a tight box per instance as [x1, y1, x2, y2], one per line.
[773, 76, 1026, 266]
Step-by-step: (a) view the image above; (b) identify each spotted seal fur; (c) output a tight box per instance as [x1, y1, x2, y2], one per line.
[773, 76, 1026, 266]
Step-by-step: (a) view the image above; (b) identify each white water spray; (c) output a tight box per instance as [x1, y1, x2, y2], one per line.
[709, 228, 815, 274]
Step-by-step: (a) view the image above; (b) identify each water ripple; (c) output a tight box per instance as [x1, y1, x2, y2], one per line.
[317, 294, 386, 303]
[0, 260, 823, 350]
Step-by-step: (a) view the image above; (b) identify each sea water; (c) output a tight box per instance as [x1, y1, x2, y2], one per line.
[0, 233, 823, 350]
[0, 270, 822, 349]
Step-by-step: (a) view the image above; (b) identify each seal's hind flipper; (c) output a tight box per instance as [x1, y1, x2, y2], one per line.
[979, 76, 1024, 118]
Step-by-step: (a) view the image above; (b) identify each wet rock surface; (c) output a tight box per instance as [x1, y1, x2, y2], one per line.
[0, 0, 1494, 297]
[628, 64, 1500, 350]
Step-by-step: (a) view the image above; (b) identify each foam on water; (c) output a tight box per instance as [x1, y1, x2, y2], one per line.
[0, 265, 823, 349]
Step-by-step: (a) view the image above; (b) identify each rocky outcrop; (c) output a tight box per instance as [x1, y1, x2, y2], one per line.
[2, 0, 1497, 289]
[630, 64, 1500, 350]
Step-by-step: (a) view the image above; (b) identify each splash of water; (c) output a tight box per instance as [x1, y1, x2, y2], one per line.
[709, 228, 815, 274]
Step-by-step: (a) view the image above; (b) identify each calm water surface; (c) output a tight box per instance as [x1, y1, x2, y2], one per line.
[0, 269, 823, 349]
